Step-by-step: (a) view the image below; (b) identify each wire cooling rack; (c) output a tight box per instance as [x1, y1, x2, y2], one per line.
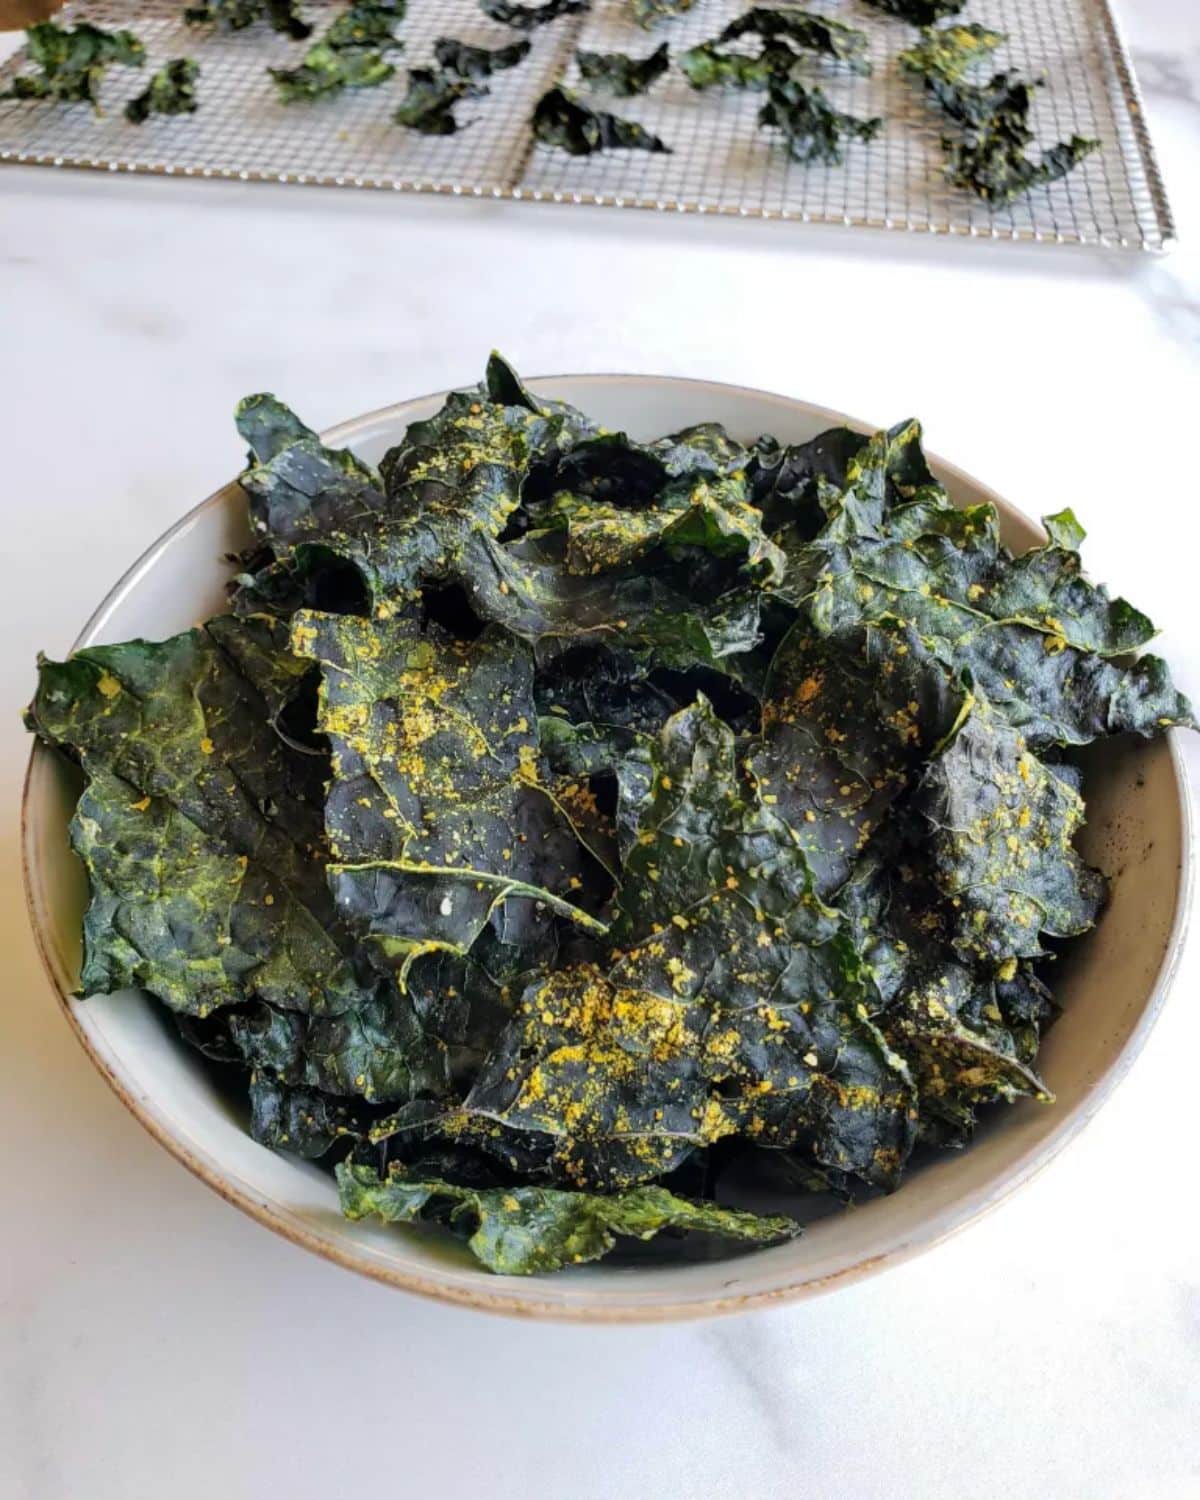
[0, 0, 1175, 251]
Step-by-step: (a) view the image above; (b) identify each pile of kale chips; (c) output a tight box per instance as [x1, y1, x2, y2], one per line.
[28, 357, 1192, 1275]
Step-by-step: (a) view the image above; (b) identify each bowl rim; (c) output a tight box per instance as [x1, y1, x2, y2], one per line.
[21, 372, 1196, 1322]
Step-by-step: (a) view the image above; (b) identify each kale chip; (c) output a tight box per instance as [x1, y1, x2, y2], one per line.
[898, 23, 1007, 85]
[719, 7, 871, 75]
[6, 20, 144, 110]
[339, 1161, 798, 1273]
[679, 42, 795, 92]
[184, 1, 311, 40]
[434, 37, 531, 81]
[480, 0, 590, 29]
[324, 1, 407, 51]
[32, 356, 1192, 1274]
[759, 77, 883, 165]
[902, 42, 1100, 203]
[124, 58, 199, 123]
[941, 90, 1100, 203]
[576, 42, 670, 97]
[272, 44, 396, 103]
[532, 85, 671, 155]
[271, 2, 405, 103]
[394, 67, 486, 134]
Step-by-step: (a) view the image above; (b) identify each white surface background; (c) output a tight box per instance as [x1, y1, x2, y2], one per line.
[2, 5, 1199, 1498]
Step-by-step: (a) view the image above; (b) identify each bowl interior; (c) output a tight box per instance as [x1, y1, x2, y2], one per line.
[23, 375, 1190, 1320]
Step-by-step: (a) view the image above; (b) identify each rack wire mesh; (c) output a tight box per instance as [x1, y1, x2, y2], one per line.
[0, 0, 1175, 251]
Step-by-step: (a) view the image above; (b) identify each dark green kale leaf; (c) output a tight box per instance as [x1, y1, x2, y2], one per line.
[26, 619, 378, 1021]
[945, 120, 1100, 204]
[480, 0, 590, 29]
[235, 389, 528, 610]
[679, 42, 794, 92]
[576, 42, 669, 97]
[434, 37, 531, 81]
[537, 716, 655, 860]
[272, 43, 396, 103]
[777, 429, 1194, 747]
[459, 531, 763, 670]
[532, 85, 671, 155]
[482, 350, 602, 467]
[632, 0, 695, 26]
[749, 618, 968, 898]
[338, 1161, 797, 1273]
[251, 1076, 364, 1157]
[184, 1, 311, 40]
[862, 0, 965, 23]
[6, 21, 143, 109]
[915, 700, 1107, 965]
[271, 1, 405, 100]
[898, 23, 1006, 85]
[124, 58, 199, 123]
[646, 422, 753, 478]
[927, 71, 1098, 203]
[324, 1, 406, 51]
[290, 610, 605, 981]
[840, 849, 1054, 1146]
[447, 699, 918, 1193]
[719, 8, 871, 75]
[395, 67, 487, 135]
[759, 76, 882, 165]
[746, 423, 883, 534]
[225, 950, 478, 1104]
[543, 472, 785, 583]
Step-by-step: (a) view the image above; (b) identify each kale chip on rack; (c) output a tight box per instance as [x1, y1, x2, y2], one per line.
[532, 85, 671, 154]
[124, 57, 200, 122]
[5, 20, 144, 110]
[576, 42, 670, 97]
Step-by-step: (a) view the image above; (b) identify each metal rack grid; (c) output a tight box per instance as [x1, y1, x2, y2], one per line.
[0, 0, 1175, 252]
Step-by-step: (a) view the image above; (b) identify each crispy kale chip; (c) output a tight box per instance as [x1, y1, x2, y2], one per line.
[34, 354, 1193, 1273]
[770, 431, 1193, 747]
[439, 699, 919, 1192]
[233, 385, 525, 604]
[324, 1, 406, 50]
[941, 88, 1100, 203]
[898, 23, 1007, 85]
[124, 57, 199, 123]
[27, 619, 374, 1021]
[759, 77, 883, 165]
[576, 42, 669, 97]
[719, 8, 871, 75]
[184, 1, 311, 40]
[532, 85, 671, 155]
[339, 1161, 797, 1273]
[272, 44, 396, 102]
[271, 2, 405, 102]
[679, 42, 795, 92]
[7, 20, 144, 109]
[841, 850, 1055, 1146]
[394, 66, 486, 134]
[290, 609, 607, 978]
[902, 43, 1100, 202]
[480, 0, 590, 29]
[862, 0, 965, 23]
[434, 37, 531, 81]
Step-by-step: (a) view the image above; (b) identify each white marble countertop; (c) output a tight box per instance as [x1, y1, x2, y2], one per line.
[2, 5, 1199, 1498]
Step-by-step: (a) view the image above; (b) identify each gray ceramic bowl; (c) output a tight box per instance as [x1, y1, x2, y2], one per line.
[22, 375, 1193, 1320]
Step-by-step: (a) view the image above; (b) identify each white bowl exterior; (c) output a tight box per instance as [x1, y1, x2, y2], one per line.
[23, 376, 1193, 1320]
